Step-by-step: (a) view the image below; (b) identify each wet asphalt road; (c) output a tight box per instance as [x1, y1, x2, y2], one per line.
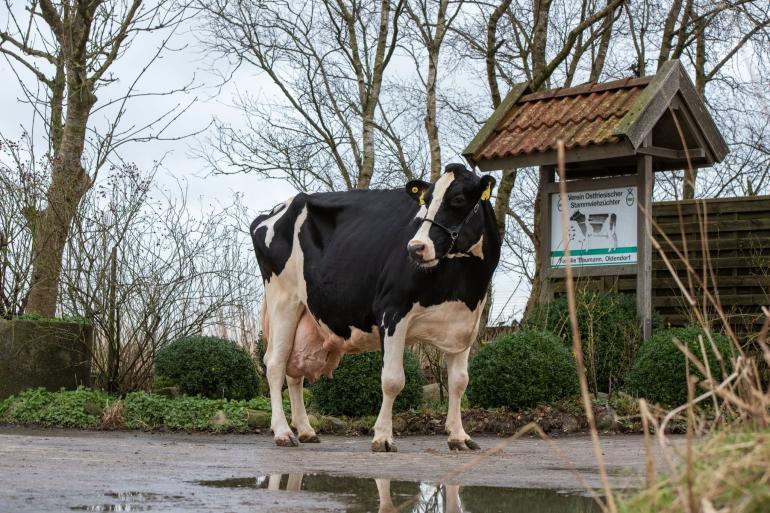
[0, 428, 681, 512]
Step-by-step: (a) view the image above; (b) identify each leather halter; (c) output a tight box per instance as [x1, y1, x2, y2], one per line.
[419, 202, 481, 257]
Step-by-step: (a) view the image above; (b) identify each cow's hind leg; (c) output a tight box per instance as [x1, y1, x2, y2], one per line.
[287, 376, 319, 443]
[445, 348, 479, 451]
[371, 325, 406, 453]
[265, 299, 303, 447]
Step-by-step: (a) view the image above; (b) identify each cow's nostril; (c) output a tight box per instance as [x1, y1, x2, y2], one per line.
[407, 242, 426, 260]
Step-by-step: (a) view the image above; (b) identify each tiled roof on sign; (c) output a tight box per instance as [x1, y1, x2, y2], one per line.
[473, 76, 653, 161]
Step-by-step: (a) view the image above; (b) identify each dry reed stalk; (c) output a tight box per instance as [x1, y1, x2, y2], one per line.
[594, 102, 770, 513]
[639, 399, 656, 488]
[697, 334, 722, 423]
[685, 369, 695, 513]
[555, 140, 617, 513]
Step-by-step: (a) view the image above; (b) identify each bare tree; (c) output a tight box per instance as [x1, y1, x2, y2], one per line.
[402, 0, 465, 181]
[197, 0, 406, 191]
[59, 169, 261, 393]
[0, 134, 43, 317]
[450, 0, 622, 317]
[650, 0, 770, 198]
[0, 1, 197, 316]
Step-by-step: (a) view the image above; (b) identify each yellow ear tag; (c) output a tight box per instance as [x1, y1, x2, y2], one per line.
[419, 192, 425, 205]
[411, 186, 419, 193]
[481, 183, 491, 201]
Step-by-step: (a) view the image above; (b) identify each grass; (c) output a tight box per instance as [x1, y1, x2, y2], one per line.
[619, 428, 770, 513]
[1, 386, 663, 437]
[0, 387, 278, 432]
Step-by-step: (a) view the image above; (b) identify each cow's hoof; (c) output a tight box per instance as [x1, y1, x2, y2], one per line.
[275, 434, 299, 447]
[299, 433, 321, 443]
[448, 439, 480, 451]
[371, 440, 398, 452]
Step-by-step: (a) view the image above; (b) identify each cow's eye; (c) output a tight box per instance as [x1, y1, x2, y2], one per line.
[449, 196, 466, 208]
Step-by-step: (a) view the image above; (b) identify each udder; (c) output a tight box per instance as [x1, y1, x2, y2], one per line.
[286, 309, 343, 381]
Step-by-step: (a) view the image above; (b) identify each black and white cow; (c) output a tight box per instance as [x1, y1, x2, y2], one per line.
[250, 163, 501, 452]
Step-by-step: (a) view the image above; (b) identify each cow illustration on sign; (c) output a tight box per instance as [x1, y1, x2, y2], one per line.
[569, 210, 619, 251]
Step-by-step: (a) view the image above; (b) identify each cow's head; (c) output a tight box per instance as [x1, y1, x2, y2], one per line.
[404, 163, 496, 267]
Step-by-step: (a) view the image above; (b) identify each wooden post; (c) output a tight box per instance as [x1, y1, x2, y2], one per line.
[637, 137, 654, 340]
[538, 165, 555, 303]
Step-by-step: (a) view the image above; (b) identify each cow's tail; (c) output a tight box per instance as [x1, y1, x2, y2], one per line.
[260, 296, 270, 365]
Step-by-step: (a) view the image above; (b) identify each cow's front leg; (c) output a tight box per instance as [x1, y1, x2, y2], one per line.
[445, 348, 479, 451]
[371, 326, 406, 452]
[287, 375, 319, 443]
[375, 479, 398, 513]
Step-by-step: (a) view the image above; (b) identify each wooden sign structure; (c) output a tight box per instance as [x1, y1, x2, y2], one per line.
[464, 60, 728, 340]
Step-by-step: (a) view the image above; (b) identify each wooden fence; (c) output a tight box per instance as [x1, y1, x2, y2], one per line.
[550, 195, 770, 338]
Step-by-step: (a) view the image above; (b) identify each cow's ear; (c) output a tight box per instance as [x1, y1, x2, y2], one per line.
[405, 179, 430, 205]
[479, 175, 496, 201]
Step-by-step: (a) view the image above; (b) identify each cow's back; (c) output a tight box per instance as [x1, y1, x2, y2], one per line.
[251, 189, 419, 337]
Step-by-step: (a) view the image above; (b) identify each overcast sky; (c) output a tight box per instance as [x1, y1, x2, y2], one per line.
[0, 13, 529, 323]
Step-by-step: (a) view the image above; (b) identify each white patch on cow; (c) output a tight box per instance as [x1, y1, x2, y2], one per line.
[447, 234, 484, 260]
[414, 204, 428, 219]
[404, 298, 485, 354]
[371, 297, 486, 449]
[260, 205, 309, 445]
[408, 173, 454, 265]
[255, 197, 293, 248]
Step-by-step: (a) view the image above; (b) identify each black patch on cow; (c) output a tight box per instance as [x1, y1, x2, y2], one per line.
[251, 165, 501, 344]
[251, 196, 308, 280]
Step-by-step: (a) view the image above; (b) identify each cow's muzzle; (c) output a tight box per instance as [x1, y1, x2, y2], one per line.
[407, 241, 427, 262]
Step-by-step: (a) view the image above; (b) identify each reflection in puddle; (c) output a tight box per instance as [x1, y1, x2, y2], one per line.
[70, 492, 156, 511]
[197, 474, 602, 513]
[70, 492, 187, 511]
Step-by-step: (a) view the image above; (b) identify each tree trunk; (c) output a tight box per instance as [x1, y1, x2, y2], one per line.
[531, 0, 552, 84]
[25, 93, 94, 316]
[658, 0, 683, 68]
[426, 46, 442, 182]
[683, 15, 706, 200]
[355, 0, 395, 189]
[590, 0, 616, 82]
[478, 167, 518, 335]
[524, 184, 543, 317]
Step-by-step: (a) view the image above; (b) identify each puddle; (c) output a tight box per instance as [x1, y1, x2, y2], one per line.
[70, 492, 184, 512]
[196, 473, 603, 512]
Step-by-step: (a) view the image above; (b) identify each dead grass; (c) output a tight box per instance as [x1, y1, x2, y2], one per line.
[620, 429, 770, 513]
[617, 109, 770, 513]
[99, 399, 125, 430]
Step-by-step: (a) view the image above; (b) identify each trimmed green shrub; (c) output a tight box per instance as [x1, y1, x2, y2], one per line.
[626, 326, 733, 408]
[467, 330, 579, 409]
[310, 350, 424, 416]
[525, 290, 659, 394]
[154, 336, 259, 400]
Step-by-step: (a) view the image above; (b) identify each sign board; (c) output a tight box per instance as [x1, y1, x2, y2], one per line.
[550, 186, 638, 268]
